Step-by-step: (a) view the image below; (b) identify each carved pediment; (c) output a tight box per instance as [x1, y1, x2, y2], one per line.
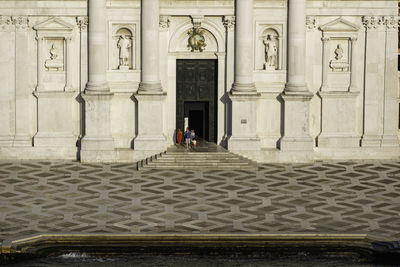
[33, 17, 74, 32]
[320, 17, 359, 32]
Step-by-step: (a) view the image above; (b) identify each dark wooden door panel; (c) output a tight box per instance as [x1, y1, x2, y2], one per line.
[176, 59, 217, 143]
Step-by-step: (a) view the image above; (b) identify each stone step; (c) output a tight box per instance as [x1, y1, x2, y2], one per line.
[141, 165, 258, 170]
[139, 142, 258, 171]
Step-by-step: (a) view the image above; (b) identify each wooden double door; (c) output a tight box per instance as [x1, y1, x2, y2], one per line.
[176, 59, 217, 142]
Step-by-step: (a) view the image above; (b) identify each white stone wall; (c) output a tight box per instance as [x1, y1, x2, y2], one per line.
[0, 0, 398, 162]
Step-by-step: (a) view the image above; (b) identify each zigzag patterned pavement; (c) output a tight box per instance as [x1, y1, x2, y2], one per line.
[0, 160, 400, 244]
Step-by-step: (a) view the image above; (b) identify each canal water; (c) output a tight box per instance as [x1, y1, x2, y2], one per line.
[2, 252, 390, 266]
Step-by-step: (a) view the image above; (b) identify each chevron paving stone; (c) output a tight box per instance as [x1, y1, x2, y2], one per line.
[0, 160, 400, 244]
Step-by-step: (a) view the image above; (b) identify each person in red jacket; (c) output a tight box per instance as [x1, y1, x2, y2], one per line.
[177, 128, 182, 146]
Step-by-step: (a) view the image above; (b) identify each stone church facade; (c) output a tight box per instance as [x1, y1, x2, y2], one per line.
[0, 0, 399, 163]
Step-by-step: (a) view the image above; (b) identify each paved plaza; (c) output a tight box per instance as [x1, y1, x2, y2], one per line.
[0, 159, 400, 248]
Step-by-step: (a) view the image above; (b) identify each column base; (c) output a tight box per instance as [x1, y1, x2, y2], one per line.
[134, 91, 167, 152]
[228, 92, 260, 151]
[280, 136, 314, 151]
[228, 137, 261, 151]
[34, 133, 76, 148]
[133, 135, 168, 151]
[0, 135, 14, 147]
[281, 91, 314, 152]
[317, 135, 360, 148]
[80, 137, 116, 163]
[381, 134, 399, 147]
[361, 135, 382, 147]
[13, 134, 32, 147]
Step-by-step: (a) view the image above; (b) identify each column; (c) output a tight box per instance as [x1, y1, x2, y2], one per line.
[13, 16, 32, 146]
[320, 37, 330, 91]
[228, 0, 260, 153]
[231, 0, 255, 93]
[279, 0, 313, 157]
[134, 0, 167, 151]
[81, 0, 115, 162]
[0, 16, 15, 145]
[381, 16, 399, 147]
[361, 16, 386, 147]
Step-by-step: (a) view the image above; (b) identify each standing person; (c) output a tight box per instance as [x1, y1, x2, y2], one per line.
[191, 130, 196, 148]
[184, 127, 191, 150]
[177, 129, 182, 146]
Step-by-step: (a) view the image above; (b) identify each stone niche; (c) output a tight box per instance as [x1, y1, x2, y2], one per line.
[32, 17, 77, 151]
[255, 25, 283, 71]
[109, 23, 136, 71]
[317, 17, 361, 148]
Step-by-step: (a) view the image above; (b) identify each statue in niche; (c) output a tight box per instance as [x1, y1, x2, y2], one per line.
[117, 34, 131, 69]
[263, 35, 278, 70]
[45, 43, 63, 71]
[334, 44, 344, 60]
[188, 28, 206, 52]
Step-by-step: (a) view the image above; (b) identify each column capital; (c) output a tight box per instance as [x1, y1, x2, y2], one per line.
[76, 16, 88, 31]
[0, 16, 13, 32]
[306, 16, 317, 30]
[223, 15, 235, 29]
[12, 16, 29, 30]
[159, 15, 170, 30]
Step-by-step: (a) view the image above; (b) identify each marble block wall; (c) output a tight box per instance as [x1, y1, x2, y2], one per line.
[0, 0, 398, 162]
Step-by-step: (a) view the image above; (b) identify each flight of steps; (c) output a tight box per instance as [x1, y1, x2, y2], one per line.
[138, 150, 258, 170]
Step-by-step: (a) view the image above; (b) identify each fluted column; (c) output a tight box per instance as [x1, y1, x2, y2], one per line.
[81, 0, 115, 162]
[231, 0, 255, 93]
[285, 0, 308, 93]
[138, 0, 162, 92]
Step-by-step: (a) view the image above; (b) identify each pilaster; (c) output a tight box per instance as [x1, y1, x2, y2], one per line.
[13, 16, 32, 147]
[361, 16, 386, 147]
[381, 16, 400, 147]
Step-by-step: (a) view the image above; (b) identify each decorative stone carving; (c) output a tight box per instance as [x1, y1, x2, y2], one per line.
[263, 35, 278, 70]
[0, 16, 13, 31]
[117, 34, 131, 70]
[188, 28, 206, 52]
[12, 16, 29, 29]
[383, 16, 399, 29]
[76, 16, 88, 31]
[362, 16, 383, 29]
[306, 16, 317, 30]
[223, 16, 235, 29]
[159, 15, 170, 30]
